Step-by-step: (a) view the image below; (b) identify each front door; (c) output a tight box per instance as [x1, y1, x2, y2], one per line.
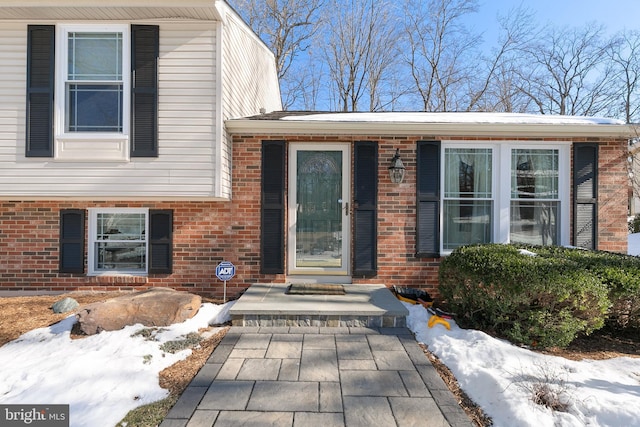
[288, 144, 350, 277]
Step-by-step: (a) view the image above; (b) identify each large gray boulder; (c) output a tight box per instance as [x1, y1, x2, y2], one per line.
[76, 288, 201, 335]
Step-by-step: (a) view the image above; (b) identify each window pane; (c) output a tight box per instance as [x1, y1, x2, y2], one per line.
[67, 84, 123, 132]
[443, 200, 492, 250]
[511, 149, 558, 199]
[95, 242, 146, 271]
[510, 201, 558, 245]
[96, 213, 145, 240]
[94, 212, 146, 272]
[68, 32, 122, 81]
[444, 148, 492, 198]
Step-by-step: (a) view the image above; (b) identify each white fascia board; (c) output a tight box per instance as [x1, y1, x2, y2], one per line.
[225, 119, 636, 139]
[0, 0, 220, 21]
[0, 0, 215, 7]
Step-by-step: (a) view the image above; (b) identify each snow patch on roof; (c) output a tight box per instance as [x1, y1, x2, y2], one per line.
[280, 112, 624, 125]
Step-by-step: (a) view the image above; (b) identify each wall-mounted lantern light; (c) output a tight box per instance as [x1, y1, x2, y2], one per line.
[388, 148, 406, 184]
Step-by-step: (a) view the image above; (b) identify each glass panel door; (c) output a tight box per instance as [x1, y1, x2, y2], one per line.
[289, 144, 350, 275]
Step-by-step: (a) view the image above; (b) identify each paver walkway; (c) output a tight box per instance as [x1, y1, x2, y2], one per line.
[160, 326, 474, 427]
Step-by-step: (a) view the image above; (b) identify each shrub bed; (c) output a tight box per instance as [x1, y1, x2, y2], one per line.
[511, 245, 640, 330]
[439, 244, 611, 348]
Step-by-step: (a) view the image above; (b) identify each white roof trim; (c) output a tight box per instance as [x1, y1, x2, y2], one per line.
[226, 113, 636, 138]
[0, 0, 223, 21]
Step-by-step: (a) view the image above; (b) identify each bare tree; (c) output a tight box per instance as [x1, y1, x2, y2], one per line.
[322, 0, 400, 111]
[517, 23, 618, 116]
[466, 6, 537, 112]
[284, 50, 325, 110]
[609, 30, 640, 123]
[403, 0, 480, 111]
[232, 0, 324, 109]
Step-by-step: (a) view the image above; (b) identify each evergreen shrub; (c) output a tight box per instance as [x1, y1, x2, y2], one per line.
[439, 244, 610, 348]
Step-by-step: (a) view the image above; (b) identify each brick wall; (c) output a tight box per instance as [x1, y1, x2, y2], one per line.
[0, 201, 244, 297]
[231, 134, 630, 298]
[0, 135, 629, 297]
[593, 139, 630, 253]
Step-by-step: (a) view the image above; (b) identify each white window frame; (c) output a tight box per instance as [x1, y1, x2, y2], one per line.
[441, 145, 496, 251]
[440, 141, 571, 255]
[88, 208, 148, 276]
[54, 24, 131, 161]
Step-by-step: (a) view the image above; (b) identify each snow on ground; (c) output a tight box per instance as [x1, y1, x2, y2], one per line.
[0, 301, 234, 427]
[407, 304, 640, 427]
[628, 232, 640, 255]
[1, 297, 640, 427]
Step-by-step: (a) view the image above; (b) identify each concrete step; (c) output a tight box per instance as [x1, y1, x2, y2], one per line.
[229, 283, 409, 328]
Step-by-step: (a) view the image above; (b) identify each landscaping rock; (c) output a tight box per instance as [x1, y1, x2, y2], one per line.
[52, 297, 79, 313]
[76, 288, 202, 335]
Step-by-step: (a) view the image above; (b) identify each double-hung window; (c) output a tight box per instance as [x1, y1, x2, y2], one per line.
[510, 149, 560, 245]
[55, 25, 131, 148]
[66, 31, 124, 132]
[27, 24, 158, 159]
[88, 208, 148, 275]
[443, 148, 493, 250]
[437, 142, 569, 255]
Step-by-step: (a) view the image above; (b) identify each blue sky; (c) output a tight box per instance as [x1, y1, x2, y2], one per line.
[470, 0, 639, 45]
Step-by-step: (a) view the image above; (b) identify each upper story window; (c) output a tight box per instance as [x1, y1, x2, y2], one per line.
[58, 25, 130, 137]
[66, 31, 124, 132]
[26, 24, 159, 159]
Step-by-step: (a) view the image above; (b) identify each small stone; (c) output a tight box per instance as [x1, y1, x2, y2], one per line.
[52, 297, 79, 314]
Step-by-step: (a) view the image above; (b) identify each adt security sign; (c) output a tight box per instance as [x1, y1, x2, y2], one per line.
[216, 261, 236, 281]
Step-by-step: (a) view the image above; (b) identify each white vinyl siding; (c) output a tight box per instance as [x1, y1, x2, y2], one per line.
[0, 22, 224, 199]
[219, 10, 282, 199]
[221, 11, 281, 120]
[0, 24, 26, 165]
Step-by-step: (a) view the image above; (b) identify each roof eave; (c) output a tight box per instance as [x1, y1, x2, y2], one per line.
[0, 0, 222, 21]
[225, 119, 636, 139]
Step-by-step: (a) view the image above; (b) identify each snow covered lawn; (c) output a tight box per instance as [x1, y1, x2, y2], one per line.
[407, 304, 640, 427]
[0, 302, 234, 427]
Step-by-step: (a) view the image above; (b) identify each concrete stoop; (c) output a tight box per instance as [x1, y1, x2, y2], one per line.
[228, 283, 409, 328]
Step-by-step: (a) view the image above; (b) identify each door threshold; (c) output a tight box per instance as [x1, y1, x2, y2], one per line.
[286, 275, 352, 284]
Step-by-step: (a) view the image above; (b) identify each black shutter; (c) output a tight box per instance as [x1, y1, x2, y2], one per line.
[261, 140, 285, 274]
[131, 25, 159, 157]
[59, 209, 85, 273]
[26, 25, 55, 157]
[149, 210, 173, 274]
[416, 141, 441, 257]
[353, 141, 378, 275]
[573, 143, 598, 250]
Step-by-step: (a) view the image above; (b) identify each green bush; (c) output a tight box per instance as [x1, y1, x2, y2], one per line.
[629, 214, 640, 233]
[512, 245, 640, 329]
[439, 244, 610, 348]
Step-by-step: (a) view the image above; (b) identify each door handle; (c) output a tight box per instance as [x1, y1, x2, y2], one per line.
[338, 199, 349, 216]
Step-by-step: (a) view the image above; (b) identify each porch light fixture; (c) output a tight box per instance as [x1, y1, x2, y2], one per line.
[388, 148, 406, 184]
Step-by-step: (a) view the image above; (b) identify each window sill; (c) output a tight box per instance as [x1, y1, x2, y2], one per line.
[55, 134, 129, 162]
[87, 275, 149, 285]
